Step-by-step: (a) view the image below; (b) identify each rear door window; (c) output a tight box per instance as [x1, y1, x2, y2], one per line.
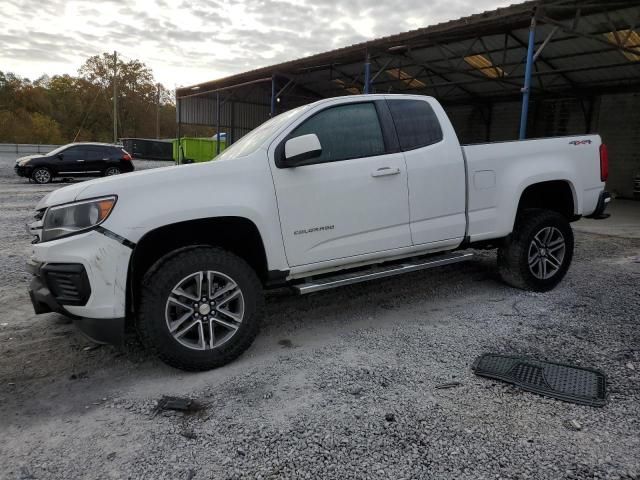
[86, 147, 107, 160]
[387, 99, 443, 151]
[288, 102, 385, 165]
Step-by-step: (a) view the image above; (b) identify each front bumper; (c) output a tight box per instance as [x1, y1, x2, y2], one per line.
[14, 164, 32, 178]
[585, 191, 611, 219]
[28, 229, 133, 344]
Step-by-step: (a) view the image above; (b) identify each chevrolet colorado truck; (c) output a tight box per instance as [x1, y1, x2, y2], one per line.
[27, 94, 611, 371]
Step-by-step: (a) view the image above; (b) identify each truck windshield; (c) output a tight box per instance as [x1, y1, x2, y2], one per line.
[215, 105, 308, 161]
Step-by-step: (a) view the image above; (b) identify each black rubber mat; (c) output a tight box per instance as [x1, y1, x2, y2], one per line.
[472, 354, 607, 407]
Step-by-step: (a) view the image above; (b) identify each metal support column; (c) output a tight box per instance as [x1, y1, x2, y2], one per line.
[216, 92, 221, 155]
[176, 94, 182, 164]
[230, 100, 235, 145]
[270, 74, 276, 117]
[364, 53, 371, 94]
[519, 14, 536, 140]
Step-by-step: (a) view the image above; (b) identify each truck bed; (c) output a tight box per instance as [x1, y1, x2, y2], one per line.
[462, 135, 604, 242]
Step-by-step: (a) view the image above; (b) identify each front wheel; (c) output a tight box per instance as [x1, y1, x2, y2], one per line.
[31, 167, 52, 184]
[498, 209, 574, 292]
[137, 247, 264, 371]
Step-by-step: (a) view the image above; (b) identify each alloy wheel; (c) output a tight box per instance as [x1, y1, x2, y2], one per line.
[34, 169, 51, 183]
[528, 226, 566, 280]
[165, 271, 245, 351]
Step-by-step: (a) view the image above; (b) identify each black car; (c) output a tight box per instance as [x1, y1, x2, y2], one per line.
[14, 143, 135, 184]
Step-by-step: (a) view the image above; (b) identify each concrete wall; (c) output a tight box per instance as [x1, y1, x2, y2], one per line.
[595, 93, 640, 199]
[445, 92, 640, 198]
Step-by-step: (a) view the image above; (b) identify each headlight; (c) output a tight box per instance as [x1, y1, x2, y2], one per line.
[41, 196, 117, 242]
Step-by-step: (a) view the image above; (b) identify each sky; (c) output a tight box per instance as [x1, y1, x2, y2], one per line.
[0, 0, 512, 89]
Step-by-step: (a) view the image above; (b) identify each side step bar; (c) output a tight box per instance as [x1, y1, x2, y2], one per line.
[294, 252, 474, 295]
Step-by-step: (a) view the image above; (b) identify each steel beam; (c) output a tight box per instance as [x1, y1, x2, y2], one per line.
[519, 15, 537, 140]
[216, 91, 221, 155]
[270, 74, 276, 117]
[364, 53, 371, 93]
[176, 95, 182, 164]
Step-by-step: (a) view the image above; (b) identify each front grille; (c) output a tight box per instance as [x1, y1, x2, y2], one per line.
[42, 264, 91, 306]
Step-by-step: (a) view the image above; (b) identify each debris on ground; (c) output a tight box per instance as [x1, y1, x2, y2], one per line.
[563, 420, 583, 431]
[155, 396, 203, 414]
[435, 381, 463, 389]
[472, 354, 607, 407]
[69, 371, 89, 380]
[179, 430, 197, 440]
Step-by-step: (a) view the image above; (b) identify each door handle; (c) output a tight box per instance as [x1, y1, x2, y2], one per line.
[371, 167, 400, 177]
[77, 159, 85, 162]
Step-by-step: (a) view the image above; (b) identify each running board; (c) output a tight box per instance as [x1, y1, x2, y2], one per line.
[294, 252, 474, 295]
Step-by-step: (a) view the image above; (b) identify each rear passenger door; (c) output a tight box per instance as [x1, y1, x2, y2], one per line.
[386, 97, 467, 246]
[85, 147, 109, 173]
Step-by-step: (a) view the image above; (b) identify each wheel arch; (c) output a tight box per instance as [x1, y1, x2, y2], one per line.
[514, 179, 578, 226]
[126, 216, 269, 319]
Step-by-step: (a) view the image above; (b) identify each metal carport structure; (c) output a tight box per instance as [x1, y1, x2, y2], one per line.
[176, 0, 640, 197]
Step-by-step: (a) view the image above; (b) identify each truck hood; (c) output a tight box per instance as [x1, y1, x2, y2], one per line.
[36, 161, 227, 210]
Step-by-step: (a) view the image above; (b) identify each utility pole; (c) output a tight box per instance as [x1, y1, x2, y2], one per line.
[156, 83, 161, 139]
[112, 50, 118, 143]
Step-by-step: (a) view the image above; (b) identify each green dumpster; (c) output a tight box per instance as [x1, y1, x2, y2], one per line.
[172, 137, 226, 163]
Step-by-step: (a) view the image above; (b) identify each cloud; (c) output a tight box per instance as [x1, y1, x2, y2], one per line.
[0, 0, 512, 86]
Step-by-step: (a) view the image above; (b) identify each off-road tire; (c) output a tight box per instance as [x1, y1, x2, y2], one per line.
[31, 167, 52, 184]
[137, 246, 264, 371]
[498, 209, 574, 292]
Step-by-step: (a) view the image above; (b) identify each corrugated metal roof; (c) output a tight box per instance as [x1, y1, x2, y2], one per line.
[177, 0, 640, 128]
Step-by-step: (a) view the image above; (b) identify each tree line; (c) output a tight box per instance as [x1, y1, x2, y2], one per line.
[0, 53, 178, 144]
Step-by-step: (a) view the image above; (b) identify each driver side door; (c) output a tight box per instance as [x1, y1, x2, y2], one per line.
[56, 146, 88, 175]
[269, 101, 411, 268]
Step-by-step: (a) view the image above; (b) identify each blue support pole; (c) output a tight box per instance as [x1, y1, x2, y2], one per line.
[519, 15, 536, 140]
[270, 74, 276, 116]
[364, 53, 371, 94]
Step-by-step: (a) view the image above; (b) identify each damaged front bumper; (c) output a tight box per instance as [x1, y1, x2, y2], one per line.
[28, 229, 133, 344]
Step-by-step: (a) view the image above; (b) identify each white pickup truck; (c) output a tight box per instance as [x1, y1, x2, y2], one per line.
[27, 94, 610, 370]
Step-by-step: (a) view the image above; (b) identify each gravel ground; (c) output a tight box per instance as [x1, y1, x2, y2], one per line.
[0, 153, 638, 480]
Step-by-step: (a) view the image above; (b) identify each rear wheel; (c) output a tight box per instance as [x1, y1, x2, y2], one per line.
[498, 209, 574, 292]
[31, 167, 52, 184]
[104, 167, 121, 176]
[137, 247, 263, 371]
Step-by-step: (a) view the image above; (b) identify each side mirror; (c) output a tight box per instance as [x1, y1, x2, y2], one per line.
[280, 134, 322, 167]
[56, 153, 63, 160]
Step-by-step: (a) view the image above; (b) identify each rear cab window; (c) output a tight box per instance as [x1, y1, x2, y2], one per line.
[386, 99, 443, 151]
